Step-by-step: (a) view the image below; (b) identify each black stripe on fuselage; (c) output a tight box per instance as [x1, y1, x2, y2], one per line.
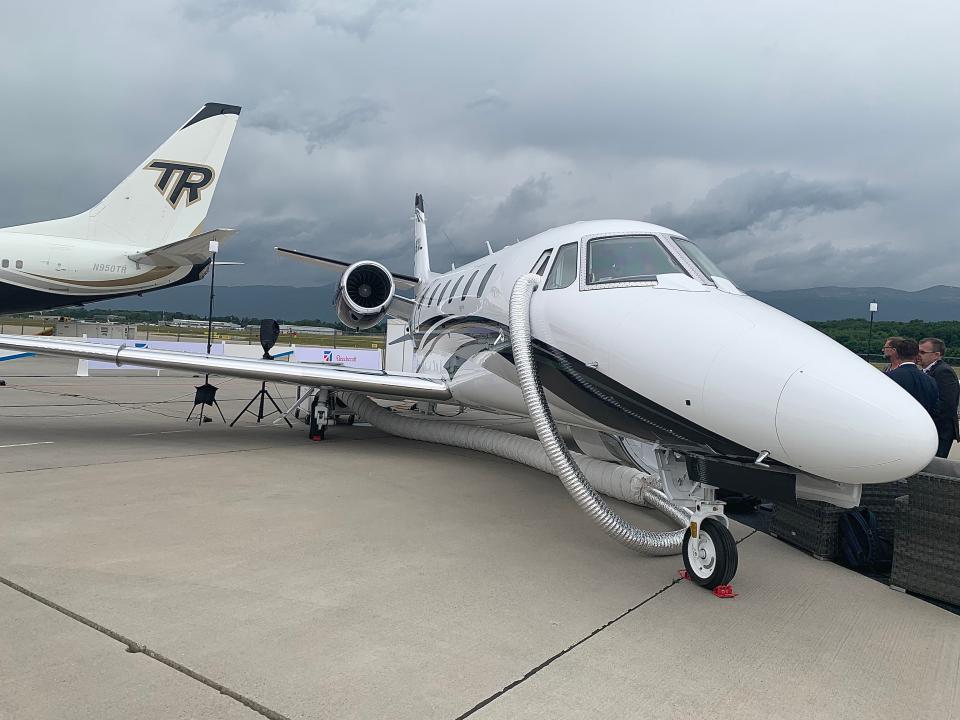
[0, 261, 209, 314]
[517, 340, 755, 459]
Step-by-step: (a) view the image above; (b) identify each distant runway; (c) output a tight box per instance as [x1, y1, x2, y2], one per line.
[0, 357, 957, 720]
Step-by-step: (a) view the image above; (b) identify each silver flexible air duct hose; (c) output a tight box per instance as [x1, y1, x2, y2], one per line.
[508, 272, 688, 555]
[340, 391, 661, 506]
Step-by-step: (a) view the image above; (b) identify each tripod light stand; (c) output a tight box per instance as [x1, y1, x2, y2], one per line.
[230, 319, 293, 427]
[189, 239, 221, 424]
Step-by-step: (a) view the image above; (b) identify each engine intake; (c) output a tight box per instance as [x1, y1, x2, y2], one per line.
[335, 261, 395, 330]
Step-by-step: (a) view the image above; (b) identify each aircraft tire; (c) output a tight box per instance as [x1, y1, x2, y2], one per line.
[682, 518, 738, 589]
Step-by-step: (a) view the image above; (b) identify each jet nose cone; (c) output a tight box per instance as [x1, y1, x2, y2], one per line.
[775, 362, 937, 484]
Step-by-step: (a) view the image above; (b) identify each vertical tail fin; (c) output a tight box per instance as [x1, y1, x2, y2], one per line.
[6, 102, 241, 250]
[413, 193, 432, 287]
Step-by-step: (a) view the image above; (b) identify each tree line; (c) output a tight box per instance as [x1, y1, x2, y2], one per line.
[22, 308, 383, 334]
[809, 319, 960, 360]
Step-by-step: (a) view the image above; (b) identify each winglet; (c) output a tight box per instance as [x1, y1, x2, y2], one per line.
[182, 102, 242, 129]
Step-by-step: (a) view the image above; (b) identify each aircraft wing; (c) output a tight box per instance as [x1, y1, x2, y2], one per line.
[130, 228, 237, 266]
[276, 247, 420, 290]
[0, 335, 450, 402]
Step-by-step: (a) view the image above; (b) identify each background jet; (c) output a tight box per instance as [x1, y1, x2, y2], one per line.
[0, 102, 241, 313]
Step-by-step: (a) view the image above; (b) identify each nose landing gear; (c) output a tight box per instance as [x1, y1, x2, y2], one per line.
[682, 512, 738, 589]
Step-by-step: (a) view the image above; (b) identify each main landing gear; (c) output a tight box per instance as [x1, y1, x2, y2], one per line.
[307, 389, 355, 441]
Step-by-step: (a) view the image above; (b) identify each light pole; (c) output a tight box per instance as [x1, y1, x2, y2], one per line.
[206, 240, 219, 357]
[199, 240, 218, 423]
[867, 300, 878, 356]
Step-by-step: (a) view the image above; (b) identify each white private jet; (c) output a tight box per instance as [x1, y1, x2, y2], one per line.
[0, 194, 938, 590]
[0, 102, 241, 313]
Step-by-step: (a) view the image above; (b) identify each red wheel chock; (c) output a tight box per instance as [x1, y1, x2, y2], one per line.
[712, 584, 738, 598]
[677, 570, 738, 598]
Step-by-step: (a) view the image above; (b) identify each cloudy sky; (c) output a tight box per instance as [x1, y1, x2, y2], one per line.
[1, 1, 958, 291]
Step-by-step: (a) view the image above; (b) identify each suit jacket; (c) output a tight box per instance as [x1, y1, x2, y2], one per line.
[926, 360, 960, 441]
[887, 363, 939, 418]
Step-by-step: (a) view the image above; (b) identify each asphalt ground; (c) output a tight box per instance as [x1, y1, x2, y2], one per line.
[0, 356, 957, 720]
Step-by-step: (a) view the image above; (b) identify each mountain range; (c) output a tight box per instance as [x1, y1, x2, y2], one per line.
[87, 284, 960, 323]
[748, 286, 960, 322]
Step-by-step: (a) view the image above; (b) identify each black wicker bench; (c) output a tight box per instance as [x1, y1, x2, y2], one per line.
[769, 499, 845, 559]
[888, 459, 960, 605]
[859, 479, 908, 541]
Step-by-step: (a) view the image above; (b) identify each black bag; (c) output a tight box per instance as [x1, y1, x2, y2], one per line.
[838, 509, 892, 569]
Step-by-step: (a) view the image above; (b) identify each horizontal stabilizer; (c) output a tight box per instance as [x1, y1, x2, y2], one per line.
[130, 228, 236, 266]
[275, 247, 420, 290]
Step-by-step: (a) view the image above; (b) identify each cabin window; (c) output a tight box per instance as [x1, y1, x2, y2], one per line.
[1, 260, 7, 268]
[543, 242, 578, 290]
[585, 235, 685, 285]
[435, 280, 451, 306]
[461, 269, 479, 300]
[447, 276, 464, 302]
[15, 260, 22, 269]
[476, 264, 497, 297]
[672, 237, 729, 282]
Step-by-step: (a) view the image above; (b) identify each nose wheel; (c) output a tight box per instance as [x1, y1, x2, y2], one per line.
[682, 517, 738, 589]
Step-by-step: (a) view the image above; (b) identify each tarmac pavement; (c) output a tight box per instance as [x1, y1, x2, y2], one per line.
[0, 357, 957, 719]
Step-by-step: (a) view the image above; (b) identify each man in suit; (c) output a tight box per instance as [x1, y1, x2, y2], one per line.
[881, 336, 903, 372]
[918, 337, 959, 458]
[884, 337, 939, 418]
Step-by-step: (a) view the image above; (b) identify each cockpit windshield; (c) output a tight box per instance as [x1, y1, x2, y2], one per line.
[672, 237, 731, 283]
[586, 235, 686, 284]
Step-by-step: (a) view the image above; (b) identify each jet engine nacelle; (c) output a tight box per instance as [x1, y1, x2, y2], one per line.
[335, 261, 396, 330]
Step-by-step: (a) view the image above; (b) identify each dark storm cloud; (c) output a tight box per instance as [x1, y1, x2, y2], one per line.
[248, 98, 387, 152]
[643, 170, 900, 290]
[181, 0, 421, 37]
[745, 242, 916, 290]
[649, 171, 886, 239]
[492, 174, 553, 223]
[2, 0, 959, 293]
[417, 174, 560, 270]
[180, 0, 296, 27]
[311, 0, 423, 39]
[465, 90, 508, 112]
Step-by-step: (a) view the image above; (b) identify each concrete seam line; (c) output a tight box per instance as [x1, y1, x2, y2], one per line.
[452, 577, 684, 720]
[0, 446, 282, 476]
[0, 575, 293, 720]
